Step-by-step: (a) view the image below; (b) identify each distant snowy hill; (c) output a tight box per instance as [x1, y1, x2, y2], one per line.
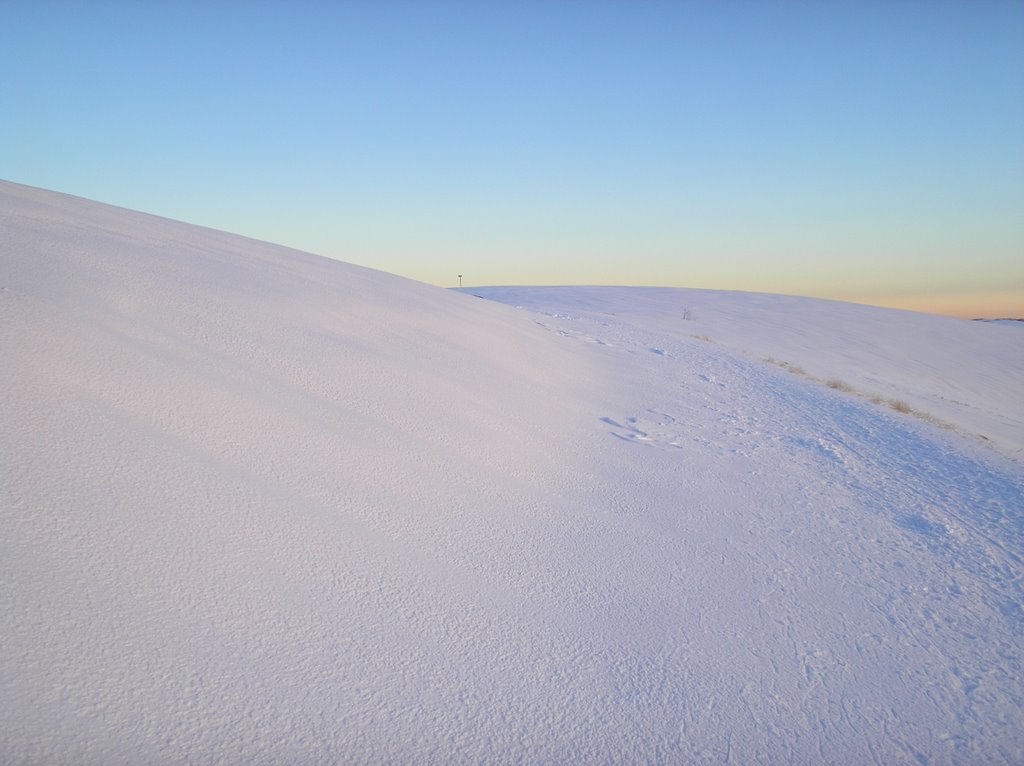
[976, 318, 1024, 328]
[3, 180, 1023, 764]
[468, 286, 1024, 461]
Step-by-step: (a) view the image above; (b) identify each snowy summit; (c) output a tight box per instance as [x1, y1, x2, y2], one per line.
[2, 180, 1023, 764]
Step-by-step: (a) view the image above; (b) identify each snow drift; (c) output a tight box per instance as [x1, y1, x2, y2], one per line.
[3, 180, 1023, 764]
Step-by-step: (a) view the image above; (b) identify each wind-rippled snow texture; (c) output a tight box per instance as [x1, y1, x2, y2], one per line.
[3, 182, 1023, 764]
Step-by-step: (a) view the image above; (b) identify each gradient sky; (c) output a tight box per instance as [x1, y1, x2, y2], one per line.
[3, 1, 1023, 317]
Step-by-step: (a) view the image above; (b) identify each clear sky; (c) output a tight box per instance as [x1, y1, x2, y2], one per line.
[3, 1, 1023, 318]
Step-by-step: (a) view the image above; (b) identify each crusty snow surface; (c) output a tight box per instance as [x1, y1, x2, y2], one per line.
[3, 180, 1023, 764]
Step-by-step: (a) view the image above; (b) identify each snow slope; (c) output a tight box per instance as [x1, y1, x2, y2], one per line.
[3, 180, 1023, 764]
[978, 318, 1024, 329]
[468, 286, 1024, 462]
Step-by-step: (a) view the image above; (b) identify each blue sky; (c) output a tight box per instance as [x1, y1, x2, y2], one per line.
[3, 1, 1023, 316]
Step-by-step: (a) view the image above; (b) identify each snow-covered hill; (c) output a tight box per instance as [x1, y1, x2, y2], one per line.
[468, 286, 1024, 461]
[3, 180, 1023, 764]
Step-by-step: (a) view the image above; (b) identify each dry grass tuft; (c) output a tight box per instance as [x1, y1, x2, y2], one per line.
[763, 357, 806, 375]
[762, 358, 958, 433]
[915, 411, 955, 430]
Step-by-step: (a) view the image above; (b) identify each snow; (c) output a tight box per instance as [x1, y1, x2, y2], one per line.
[3, 179, 1023, 764]
[469, 286, 1024, 462]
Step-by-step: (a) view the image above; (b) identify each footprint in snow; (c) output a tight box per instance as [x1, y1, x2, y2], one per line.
[601, 416, 650, 442]
[602, 415, 686, 449]
[895, 514, 947, 539]
[697, 373, 726, 389]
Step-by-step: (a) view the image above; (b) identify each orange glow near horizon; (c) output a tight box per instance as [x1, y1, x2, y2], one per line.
[841, 289, 1024, 319]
